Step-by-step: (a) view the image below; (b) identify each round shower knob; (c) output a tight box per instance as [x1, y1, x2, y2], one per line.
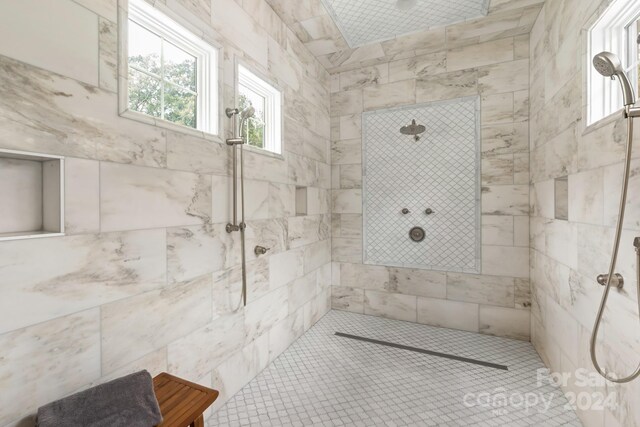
[401, 208, 410, 214]
[425, 208, 434, 215]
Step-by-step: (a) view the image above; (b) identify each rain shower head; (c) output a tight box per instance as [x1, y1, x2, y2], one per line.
[400, 119, 426, 141]
[593, 51, 636, 107]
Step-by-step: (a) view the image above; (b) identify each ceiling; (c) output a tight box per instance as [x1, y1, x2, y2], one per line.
[264, 0, 544, 73]
[320, 0, 490, 47]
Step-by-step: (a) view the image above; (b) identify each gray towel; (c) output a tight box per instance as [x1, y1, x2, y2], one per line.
[36, 370, 163, 427]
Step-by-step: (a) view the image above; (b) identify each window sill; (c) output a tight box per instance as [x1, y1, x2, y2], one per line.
[582, 108, 625, 136]
[119, 109, 222, 142]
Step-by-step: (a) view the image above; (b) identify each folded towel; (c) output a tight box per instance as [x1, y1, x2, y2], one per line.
[36, 370, 163, 427]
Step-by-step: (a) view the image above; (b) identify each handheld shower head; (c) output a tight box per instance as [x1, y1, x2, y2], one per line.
[241, 105, 256, 119]
[593, 51, 636, 107]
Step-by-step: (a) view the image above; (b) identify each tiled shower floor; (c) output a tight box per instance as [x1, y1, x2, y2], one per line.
[210, 311, 581, 426]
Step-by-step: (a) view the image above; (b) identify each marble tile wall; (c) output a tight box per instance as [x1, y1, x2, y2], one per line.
[529, 0, 640, 425]
[329, 6, 535, 341]
[0, 0, 331, 425]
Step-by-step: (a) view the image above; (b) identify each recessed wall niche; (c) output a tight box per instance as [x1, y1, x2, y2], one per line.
[554, 176, 569, 221]
[295, 186, 307, 216]
[0, 149, 64, 241]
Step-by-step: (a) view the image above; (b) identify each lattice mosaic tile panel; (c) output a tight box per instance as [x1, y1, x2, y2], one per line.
[363, 97, 481, 273]
[320, 0, 490, 47]
[209, 311, 582, 427]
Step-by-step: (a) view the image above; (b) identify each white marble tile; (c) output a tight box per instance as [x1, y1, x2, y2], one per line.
[167, 312, 245, 381]
[331, 237, 362, 263]
[167, 224, 233, 283]
[0, 309, 101, 426]
[387, 267, 447, 298]
[101, 275, 213, 374]
[64, 157, 100, 234]
[330, 89, 363, 117]
[447, 37, 514, 72]
[388, 51, 447, 82]
[339, 65, 388, 91]
[331, 286, 365, 313]
[482, 185, 529, 215]
[514, 215, 529, 247]
[363, 79, 416, 111]
[0, 229, 166, 334]
[331, 213, 362, 238]
[331, 189, 362, 214]
[416, 70, 478, 103]
[331, 138, 362, 165]
[288, 214, 330, 249]
[0, 0, 99, 86]
[417, 297, 479, 332]
[0, 56, 167, 167]
[268, 309, 305, 360]
[166, 132, 229, 175]
[447, 272, 515, 307]
[568, 169, 604, 225]
[482, 245, 529, 278]
[244, 286, 289, 341]
[481, 92, 514, 125]
[98, 17, 117, 92]
[482, 215, 514, 245]
[303, 239, 331, 274]
[482, 122, 529, 155]
[364, 290, 417, 322]
[340, 263, 389, 291]
[100, 162, 211, 231]
[479, 306, 530, 340]
[288, 270, 318, 311]
[338, 115, 362, 140]
[477, 59, 529, 94]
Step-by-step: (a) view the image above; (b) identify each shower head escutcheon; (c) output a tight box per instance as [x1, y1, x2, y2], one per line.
[593, 51, 636, 107]
[400, 119, 426, 141]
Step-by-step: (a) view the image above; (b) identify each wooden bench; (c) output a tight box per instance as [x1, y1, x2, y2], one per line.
[153, 373, 219, 427]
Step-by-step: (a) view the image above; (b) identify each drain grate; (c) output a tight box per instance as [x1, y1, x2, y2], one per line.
[334, 332, 508, 371]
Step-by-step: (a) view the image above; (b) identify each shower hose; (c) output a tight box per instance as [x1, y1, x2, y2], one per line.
[589, 105, 640, 383]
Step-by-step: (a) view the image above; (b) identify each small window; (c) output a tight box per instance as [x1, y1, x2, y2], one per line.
[125, 0, 218, 134]
[588, 0, 640, 125]
[237, 64, 282, 154]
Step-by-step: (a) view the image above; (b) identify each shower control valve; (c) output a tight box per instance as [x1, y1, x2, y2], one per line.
[425, 208, 434, 215]
[254, 245, 270, 256]
[401, 208, 410, 214]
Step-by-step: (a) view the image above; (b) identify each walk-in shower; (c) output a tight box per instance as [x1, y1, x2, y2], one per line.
[225, 104, 256, 307]
[590, 51, 640, 383]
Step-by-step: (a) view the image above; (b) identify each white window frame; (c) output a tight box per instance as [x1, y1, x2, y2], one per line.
[588, 0, 640, 125]
[123, 0, 219, 135]
[237, 64, 282, 155]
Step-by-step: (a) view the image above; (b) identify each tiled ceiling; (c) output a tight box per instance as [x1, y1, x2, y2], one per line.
[321, 0, 490, 47]
[264, 0, 544, 72]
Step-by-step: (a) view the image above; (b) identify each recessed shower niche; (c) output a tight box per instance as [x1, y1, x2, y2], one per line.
[363, 97, 481, 273]
[0, 149, 64, 241]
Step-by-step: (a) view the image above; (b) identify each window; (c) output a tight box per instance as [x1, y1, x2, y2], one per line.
[588, 0, 640, 125]
[237, 64, 282, 154]
[125, 0, 218, 134]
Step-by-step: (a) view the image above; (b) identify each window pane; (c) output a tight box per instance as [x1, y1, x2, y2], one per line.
[163, 41, 197, 92]
[128, 69, 162, 118]
[164, 83, 197, 128]
[128, 21, 161, 75]
[238, 85, 266, 149]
